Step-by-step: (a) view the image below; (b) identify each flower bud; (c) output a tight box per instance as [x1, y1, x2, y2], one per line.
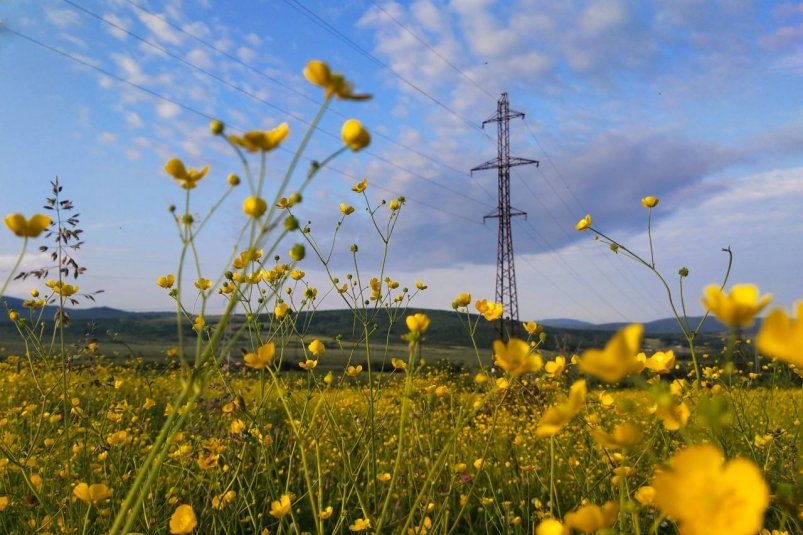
[210, 119, 225, 135]
[289, 244, 305, 262]
[227, 173, 240, 186]
[284, 215, 299, 231]
[679, 267, 689, 277]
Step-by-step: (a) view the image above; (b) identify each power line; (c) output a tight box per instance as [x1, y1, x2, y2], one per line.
[58, 0, 495, 210]
[4, 25, 480, 228]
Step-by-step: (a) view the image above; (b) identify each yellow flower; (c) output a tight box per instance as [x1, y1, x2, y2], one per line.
[576, 324, 643, 383]
[269, 494, 292, 518]
[228, 123, 289, 153]
[535, 518, 567, 535]
[73, 482, 112, 504]
[575, 214, 592, 231]
[275, 302, 290, 319]
[702, 284, 772, 328]
[299, 359, 318, 371]
[391, 357, 407, 370]
[352, 178, 368, 192]
[244, 342, 275, 369]
[376, 472, 391, 482]
[0, 496, 8, 511]
[492, 338, 543, 377]
[535, 379, 586, 437]
[655, 400, 690, 431]
[164, 158, 209, 189]
[308, 339, 325, 356]
[651, 444, 769, 535]
[346, 365, 363, 377]
[523, 321, 539, 335]
[243, 196, 268, 218]
[475, 299, 503, 321]
[452, 292, 472, 308]
[644, 350, 676, 373]
[473, 458, 484, 470]
[4, 213, 51, 238]
[192, 316, 205, 332]
[590, 421, 642, 450]
[389, 199, 400, 210]
[634, 485, 656, 506]
[349, 518, 371, 531]
[157, 274, 176, 288]
[341, 119, 371, 151]
[564, 502, 618, 533]
[544, 356, 566, 378]
[406, 313, 431, 334]
[415, 280, 427, 290]
[46, 279, 79, 297]
[194, 278, 212, 291]
[756, 302, 803, 367]
[303, 60, 371, 100]
[169, 504, 197, 534]
[641, 196, 659, 208]
[340, 203, 355, 215]
[319, 506, 334, 520]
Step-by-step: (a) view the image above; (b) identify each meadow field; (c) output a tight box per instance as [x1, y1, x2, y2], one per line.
[1, 60, 801, 534]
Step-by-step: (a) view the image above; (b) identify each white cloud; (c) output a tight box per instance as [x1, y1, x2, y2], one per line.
[156, 101, 181, 119]
[136, 10, 183, 45]
[125, 112, 144, 128]
[45, 8, 80, 28]
[97, 132, 117, 144]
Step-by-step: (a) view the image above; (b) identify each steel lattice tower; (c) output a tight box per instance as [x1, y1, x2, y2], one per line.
[471, 93, 538, 339]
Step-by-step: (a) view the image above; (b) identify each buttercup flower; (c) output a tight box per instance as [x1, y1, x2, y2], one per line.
[243, 196, 268, 218]
[169, 504, 197, 534]
[341, 119, 371, 151]
[269, 494, 292, 518]
[644, 350, 675, 373]
[303, 60, 371, 100]
[228, 123, 289, 153]
[157, 274, 176, 288]
[702, 284, 772, 328]
[576, 324, 643, 383]
[340, 203, 355, 215]
[244, 342, 275, 369]
[523, 321, 539, 335]
[406, 313, 431, 334]
[4, 213, 51, 238]
[535, 518, 567, 535]
[352, 178, 368, 193]
[756, 302, 803, 367]
[641, 196, 659, 208]
[544, 356, 566, 378]
[452, 292, 472, 308]
[564, 502, 618, 533]
[575, 214, 592, 231]
[46, 279, 78, 297]
[164, 158, 209, 189]
[535, 379, 586, 437]
[492, 338, 543, 377]
[476, 299, 503, 321]
[73, 482, 112, 504]
[308, 339, 325, 356]
[349, 518, 371, 531]
[346, 365, 363, 377]
[651, 444, 769, 535]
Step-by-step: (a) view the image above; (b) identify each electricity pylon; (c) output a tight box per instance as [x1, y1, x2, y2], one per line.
[471, 92, 538, 339]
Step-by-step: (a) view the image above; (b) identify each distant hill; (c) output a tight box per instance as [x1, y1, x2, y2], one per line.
[539, 318, 596, 330]
[0, 296, 159, 322]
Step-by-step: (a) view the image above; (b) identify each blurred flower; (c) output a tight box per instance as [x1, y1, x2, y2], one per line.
[544, 356, 566, 378]
[406, 313, 431, 334]
[641, 196, 659, 208]
[564, 502, 618, 533]
[535, 380, 586, 437]
[350, 518, 371, 531]
[243, 196, 268, 218]
[269, 494, 291, 518]
[319, 506, 334, 520]
[164, 158, 209, 189]
[702, 284, 771, 328]
[651, 444, 769, 535]
[4, 213, 51, 238]
[352, 178, 368, 193]
[157, 274, 176, 288]
[299, 359, 318, 371]
[634, 485, 656, 506]
[492, 338, 542, 377]
[304, 60, 371, 100]
[340, 203, 355, 215]
[577, 324, 643, 383]
[535, 518, 567, 535]
[475, 299, 503, 321]
[73, 482, 112, 504]
[47, 279, 78, 297]
[341, 119, 371, 151]
[523, 321, 539, 335]
[244, 342, 275, 369]
[452, 292, 472, 308]
[575, 214, 592, 231]
[308, 339, 325, 356]
[346, 365, 363, 377]
[169, 504, 197, 534]
[645, 350, 676, 373]
[391, 357, 407, 370]
[194, 278, 212, 291]
[228, 123, 289, 153]
[756, 302, 803, 367]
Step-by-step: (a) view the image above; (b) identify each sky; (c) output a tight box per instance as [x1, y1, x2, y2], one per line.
[0, 0, 802, 324]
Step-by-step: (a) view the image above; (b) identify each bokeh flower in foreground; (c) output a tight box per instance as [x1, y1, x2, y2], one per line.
[341, 119, 371, 151]
[651, 444, 769, 535]
[243, 342, 275, 369]
[4, 213, 51, 238]
[303, 60, 371, 101]
[576, 324, 643, 383]
[701, 283, 772, 328]
[492, 338, 542, 377]
[564, 501, 618, 533]
[756, 302, 803, 367]
[535, 379, 586, 437]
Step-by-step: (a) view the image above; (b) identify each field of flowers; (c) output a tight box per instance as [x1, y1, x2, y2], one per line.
[1, 61, 801, 534]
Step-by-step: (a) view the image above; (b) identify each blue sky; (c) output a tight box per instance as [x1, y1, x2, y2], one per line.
[1, 0, 802, 324]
